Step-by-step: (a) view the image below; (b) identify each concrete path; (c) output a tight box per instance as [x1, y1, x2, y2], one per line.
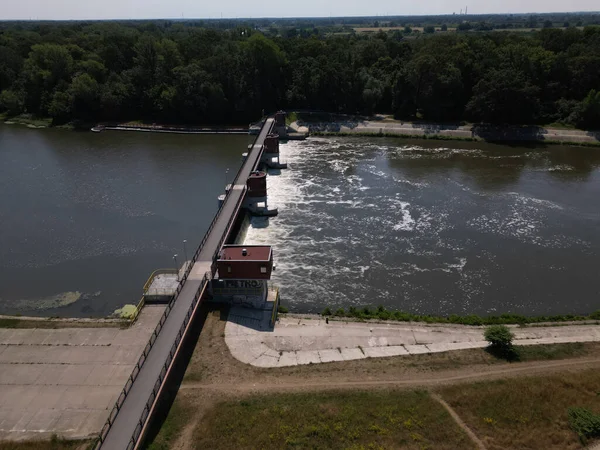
[0, 306, 164, 441]
[225, 312, 600, 368]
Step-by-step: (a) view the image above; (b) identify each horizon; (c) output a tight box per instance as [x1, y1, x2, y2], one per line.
[1, 11, 600, 22]
[1, 0, 599, 22]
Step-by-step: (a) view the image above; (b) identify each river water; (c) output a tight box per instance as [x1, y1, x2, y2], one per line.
[245, 137, 600, 316]
[0, 124, 247, 317]
[1, 125, 599, 317]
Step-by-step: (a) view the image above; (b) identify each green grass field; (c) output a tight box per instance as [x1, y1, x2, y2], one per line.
[440, 369, 600, 449]
[193, 390, 474, 449]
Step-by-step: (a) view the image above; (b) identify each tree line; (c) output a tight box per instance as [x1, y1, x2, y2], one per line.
[0, 21, 599, 128]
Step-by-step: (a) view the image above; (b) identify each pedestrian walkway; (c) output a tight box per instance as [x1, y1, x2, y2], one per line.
[225, 311, 600, 368]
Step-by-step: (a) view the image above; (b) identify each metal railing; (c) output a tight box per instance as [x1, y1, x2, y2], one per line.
[129, 296, 145, 323]
[124, 271, 210, 450]
[143, 269, 179, 292]
[96, 118, 274, 450]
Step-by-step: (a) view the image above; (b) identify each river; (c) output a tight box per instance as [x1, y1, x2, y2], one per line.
[1, 125, 599, 317]
[0, 124, 247, 317]
[245, 137, 600, 316]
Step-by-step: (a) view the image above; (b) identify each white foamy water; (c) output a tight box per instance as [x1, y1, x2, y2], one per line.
[244, 137, 600, 316]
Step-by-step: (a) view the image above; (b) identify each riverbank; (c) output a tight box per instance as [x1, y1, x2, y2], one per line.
[226, 308, 600, 368]
[315, 306, 600, 326]
[93, 122, 248, 135]
[292, 116, 600, 146]
[4, 113, 598, 146]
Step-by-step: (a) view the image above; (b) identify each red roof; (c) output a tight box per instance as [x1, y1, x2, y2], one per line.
[219, 245, 272, 261]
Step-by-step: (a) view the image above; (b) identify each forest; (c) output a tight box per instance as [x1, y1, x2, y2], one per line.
[0, 20, 599, 128]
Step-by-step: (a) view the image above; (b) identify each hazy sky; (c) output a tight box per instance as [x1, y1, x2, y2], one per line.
[1, 0, 598, 20]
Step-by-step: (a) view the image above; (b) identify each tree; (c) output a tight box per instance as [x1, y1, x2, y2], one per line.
[577, 89, 600, 129]
[0, 89, 24, 115]
[48, 90, 71, 123]
[69, 73, 100, 120]
[544, 20, 553, 28]
[466, 68, 540, 124]
[424, 26, 435, 34]
[403, 26, 412, 34]
[441, 24, 448, 31]
[484, 325, 514, 348]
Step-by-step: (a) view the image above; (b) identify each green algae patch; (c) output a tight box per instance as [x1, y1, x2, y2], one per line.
[11, 291, 82, 311]
[114, 304, 138, 320]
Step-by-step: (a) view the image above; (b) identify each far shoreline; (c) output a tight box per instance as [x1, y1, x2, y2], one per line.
[3, 113, 599, 147]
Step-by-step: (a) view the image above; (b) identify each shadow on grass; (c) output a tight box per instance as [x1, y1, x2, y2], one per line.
[485, 344, 521, 362]
[141, 303, 229, 449]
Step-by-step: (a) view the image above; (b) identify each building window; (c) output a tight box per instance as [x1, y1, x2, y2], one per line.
[260, 266, 267, 273]
[227, 266, 232, 273]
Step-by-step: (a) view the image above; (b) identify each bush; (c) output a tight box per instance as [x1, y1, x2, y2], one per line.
[484, 325, 514, 348]
[321, 307, 332, 316]
[335, 308, 345, 316]
[278, 305, 289, 314]
[568, 407, 600, 443]
[589, 310, 600, 320]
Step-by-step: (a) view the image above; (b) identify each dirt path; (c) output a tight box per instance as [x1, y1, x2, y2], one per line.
[182, 356, 600, 394]
[432, 393, 488, 450]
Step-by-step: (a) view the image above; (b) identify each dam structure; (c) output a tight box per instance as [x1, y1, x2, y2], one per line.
[97, 113, 287, 449]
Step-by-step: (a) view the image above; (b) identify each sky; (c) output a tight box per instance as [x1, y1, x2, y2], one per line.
[0, 0, 598, 21]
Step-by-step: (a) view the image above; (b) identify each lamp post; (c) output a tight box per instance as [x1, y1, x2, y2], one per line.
[183, 239, 188, 263]
[173, 254, 179, 281]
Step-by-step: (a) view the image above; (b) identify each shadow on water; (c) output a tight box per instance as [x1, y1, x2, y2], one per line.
[384, 140, 600, 189]
[251, 217, 270, 229]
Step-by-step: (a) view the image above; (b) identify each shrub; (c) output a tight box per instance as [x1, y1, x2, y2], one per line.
[322, 307, 332, 316]
[484, 325, 514, 348]
[278, 305, 289, 314]
[568, 407, 600, 443]
[335, 308, 345, 316]
[589, 310, 600, 320]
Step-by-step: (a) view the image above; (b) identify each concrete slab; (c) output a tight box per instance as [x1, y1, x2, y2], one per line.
[10, 410, 37, 432]
[363, 346, 409, 358]
[253, 354, 280, 368]
[262, 347, 283, 359]
[277, 351, 298, 367]
[2, 330, 24, 345]
[26, 410, 60, 433]
[296, 350, 321, 365]
[403, 345, 431, 355]
[318, 349, 344, 363]
[19, 330, 54, 346]
[53, 410, 90, 436]
[0, 364, 44, 384]
[29, 386, 68, 410]
[226, 311, 600, 369]
[340, 348, 366, 361]
[0, 306, 163, 441]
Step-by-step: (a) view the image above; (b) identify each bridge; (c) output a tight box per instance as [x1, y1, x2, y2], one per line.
[97, 116, 280, 449]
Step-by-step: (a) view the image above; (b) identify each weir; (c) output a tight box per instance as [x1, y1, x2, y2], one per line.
[97, 116, 282, 449]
